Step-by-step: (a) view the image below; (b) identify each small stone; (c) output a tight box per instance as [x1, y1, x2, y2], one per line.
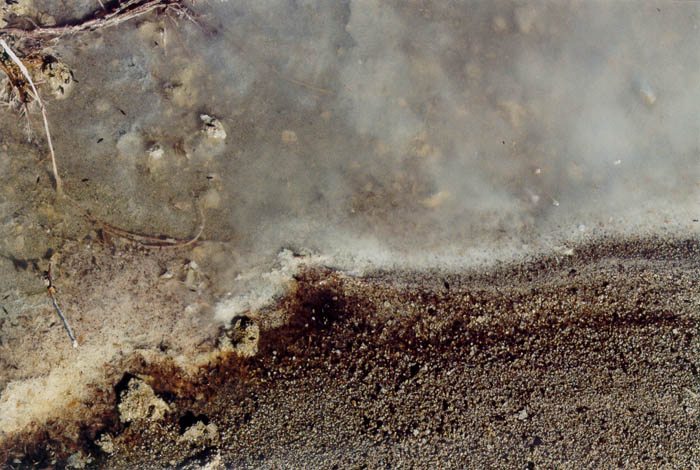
[184, 268, 196, 288]
[638, 79, 657, 106]
[517, 409, 528, 420]
[66, 452, 92, 469]
[148, 144, 164, 160]
[179, 421, 220, 445]
[38, 12, 56, 27]
[560, 247, 575, 256]
[281, 130, 298, 144]
[96, 434, 115, 454]
[117, 378, 170, 423]
[200, 114, 227, 140]
[219, 316, 260, 357]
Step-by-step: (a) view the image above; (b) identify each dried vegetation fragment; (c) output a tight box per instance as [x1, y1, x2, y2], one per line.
[0, 0, 190, 44]
[0, 49, 73, 114]
[0, 50, 41, 109]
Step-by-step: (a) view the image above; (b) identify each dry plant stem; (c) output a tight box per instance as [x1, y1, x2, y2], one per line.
[99, 201, 205, 248]
[0, 0, 180, 40]
[50, 293, 78, 348]
[47, 263, 78, 348]
[0, 39, 62, 193]
[216, 23, 333, 96]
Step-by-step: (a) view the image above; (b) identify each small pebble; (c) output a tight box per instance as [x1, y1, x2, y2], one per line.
[148, 144, 164, 160]
[281, 130, 298, 144]
[201, 114, 227, 140]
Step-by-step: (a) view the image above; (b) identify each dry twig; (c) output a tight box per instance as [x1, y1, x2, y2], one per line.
[0, 39, 62, 193]
[99, 199, 205, 248]
[212, 21, 334, 96]
[0, 0, 185, 41]
[47, 263, 78, 348]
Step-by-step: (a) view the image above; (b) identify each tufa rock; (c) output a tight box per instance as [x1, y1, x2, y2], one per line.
[179, 421, 220, 446]
[219, 316, 259, 358]
[117, 378, 170, 423]
[200, 114, 227, 140]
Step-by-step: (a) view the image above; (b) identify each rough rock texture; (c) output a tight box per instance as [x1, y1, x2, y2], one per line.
[117, 378, 170, 423]
[200, 115, 227, 141]
[179, 421, 219, 446]
[218, 316, 260, 358]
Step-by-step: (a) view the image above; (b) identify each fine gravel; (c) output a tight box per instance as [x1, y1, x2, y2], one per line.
[74, 236, 697, 470]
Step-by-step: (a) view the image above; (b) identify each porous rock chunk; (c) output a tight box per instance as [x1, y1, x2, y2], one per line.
[117, 378, 170, 423]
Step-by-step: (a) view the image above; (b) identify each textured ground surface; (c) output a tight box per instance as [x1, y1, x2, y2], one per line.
[1, 236, 698, 469]
[0, 0, 698, 468]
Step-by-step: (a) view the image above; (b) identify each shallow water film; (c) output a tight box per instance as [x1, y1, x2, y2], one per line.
[0, 1, 698, 468]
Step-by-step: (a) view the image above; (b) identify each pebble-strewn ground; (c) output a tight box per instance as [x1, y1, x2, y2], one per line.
[0, 0, 697, 468]
[4, 236, 695, 469]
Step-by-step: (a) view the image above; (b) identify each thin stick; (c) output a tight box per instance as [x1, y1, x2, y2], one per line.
[47, 264, 78, 348]
[274, 73, 334, 96]
[100, 199, 205, 248]
[214, 23, 334, 97]
[0, 0, 178, 40]
[0, 39, 62, 193]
